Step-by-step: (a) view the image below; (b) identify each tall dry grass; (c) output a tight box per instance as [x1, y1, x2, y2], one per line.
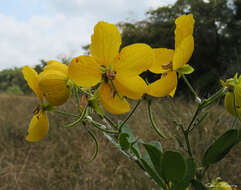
[0, 94, 240, 189]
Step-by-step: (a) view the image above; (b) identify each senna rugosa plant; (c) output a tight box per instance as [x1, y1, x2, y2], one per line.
[22, 14, 240, 190]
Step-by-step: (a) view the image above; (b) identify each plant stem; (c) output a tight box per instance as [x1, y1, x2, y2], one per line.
[187, 105, 201, 132]
[103, 115, 118, 130]
[54, 110, 79, 118]
[184, 131, 193, 158]
[89, 119, 119, 134]
[64, 117, 82, 128]
[178, 124, 193, 158]
[85, 128, 99, 162]
[200, 87, 226, 109]
[147, 100, 167, 139]
[119, 99, 141, 132]
[74, 86, 81, 113]
[232, 117, 238, 128]
[182, 75, 199, 99]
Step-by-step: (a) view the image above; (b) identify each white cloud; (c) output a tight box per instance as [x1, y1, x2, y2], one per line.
[0, 13, 93, 70]
[0, 0, 177, 70]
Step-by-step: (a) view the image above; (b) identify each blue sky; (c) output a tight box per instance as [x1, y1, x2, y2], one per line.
[0, 0, 176, 70]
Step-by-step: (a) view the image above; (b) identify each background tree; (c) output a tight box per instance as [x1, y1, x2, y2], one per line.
[120, 0, 241, 98]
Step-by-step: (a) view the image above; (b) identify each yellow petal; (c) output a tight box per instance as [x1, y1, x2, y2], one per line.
[114, 75, 147, 100]
[22, 66, 43, 101]
[68, 56, 102, 87]
[115, 43, 154, 77]
[146, 71, 177, 97]
[175, 14, 195, 49]
[39, 70, 71, 106]
[169, 86, 177, 97]
[44, 60, 68, 75]
[149, 48, 174, 74]
[173, 35, 194, 71]
[99, 83, 130, 114]
[26, 110, 49, 142]
[234, 84, 241, 107]
[90, 21, 121, 66]
[224, 92, 237, 116]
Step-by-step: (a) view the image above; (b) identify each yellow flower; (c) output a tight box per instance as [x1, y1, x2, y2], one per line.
[146, 14, 195, 97]
[222, 75, 241, 117]
[38, 60, 71, 106]
[211, 182, 232, 190]
[22, 66, 49, 142]
[68, 21, 154, 114]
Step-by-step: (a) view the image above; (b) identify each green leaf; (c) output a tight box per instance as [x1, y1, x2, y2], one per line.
[173, 158, 196, 190]
[202, 129, 240, 167]
[191, 180, 207, 190]
[140, 158, 167, 190]
[103, 132, 130, 158]
[177, 64, 194, 78]
[142, 142, 163, 177]
[119, 121, 141, 158]
[162, 151, 186, 183]
[118, 133, 130, 150]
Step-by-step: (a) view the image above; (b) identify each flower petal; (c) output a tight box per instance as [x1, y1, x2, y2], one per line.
[114, 75, 147, 100]
[68, 56, 102, 87]
[146, 71, 177, 97]
[149, 48, 174, 74]
[22, 66, 43, 101]
[90, 21, 121, 66]
[26, 110, 49, 142]
[39, 70, 71, 106]
[173, 35, 194, 71]
[115, 43, 154, 77]
[175, 14, 195, 49]
[44, 60, 68, 75]
[99, 83, 130, 114]
[169, 86, 177, 97]
[224, 92, 239, 116]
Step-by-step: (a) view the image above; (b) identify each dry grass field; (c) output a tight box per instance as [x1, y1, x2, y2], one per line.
[0, 93, 240, 190]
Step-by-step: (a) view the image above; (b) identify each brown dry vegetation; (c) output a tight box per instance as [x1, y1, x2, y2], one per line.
[0, 94, 240, 190]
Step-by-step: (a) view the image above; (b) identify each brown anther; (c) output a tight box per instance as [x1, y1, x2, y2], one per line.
[105, 69, 116, 80]
[80, 95, 88, 110]
[75, 58, 79, 63]
[33, 105, 41, 115]
[161, 61, 173, 70]
[162, 73, 168, 77]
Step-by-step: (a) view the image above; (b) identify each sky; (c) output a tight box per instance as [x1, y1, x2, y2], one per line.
[0, 0, 177, 70]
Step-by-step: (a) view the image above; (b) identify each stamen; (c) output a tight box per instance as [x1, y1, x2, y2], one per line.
[33, 105, 41, 115]
[162, 61, 173, 70]
[106, 69, 116, 80]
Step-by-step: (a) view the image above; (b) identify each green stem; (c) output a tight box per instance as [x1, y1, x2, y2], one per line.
[103, 115, 118, 130]
[178, 123, 193, 158]
[74, 86, 81, 112]
[182, 75, 199, 99]
[200, 87, 226, 109]
[184, 131, 193, 158]
[119, 99, 141, 132]
[147, 100, 167, 139]
[187, 105, 201, 132]
[86, 128, 99, 162]
[232, 117, 238, 128]
[64, 118, 82, 128]
[89, 119, 119, 134]
[54, 110, 79, 118]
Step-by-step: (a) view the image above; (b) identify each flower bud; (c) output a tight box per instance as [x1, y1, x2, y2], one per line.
[212, 182, 232, 190]
[38, 69, 71, 106]
[224, 86, 241, 117]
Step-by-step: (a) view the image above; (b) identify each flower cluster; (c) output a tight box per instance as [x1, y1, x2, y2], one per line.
[22, 14, 195, 142]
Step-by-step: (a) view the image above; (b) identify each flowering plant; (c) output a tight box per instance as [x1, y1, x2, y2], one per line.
[22, 14, 240, 190]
